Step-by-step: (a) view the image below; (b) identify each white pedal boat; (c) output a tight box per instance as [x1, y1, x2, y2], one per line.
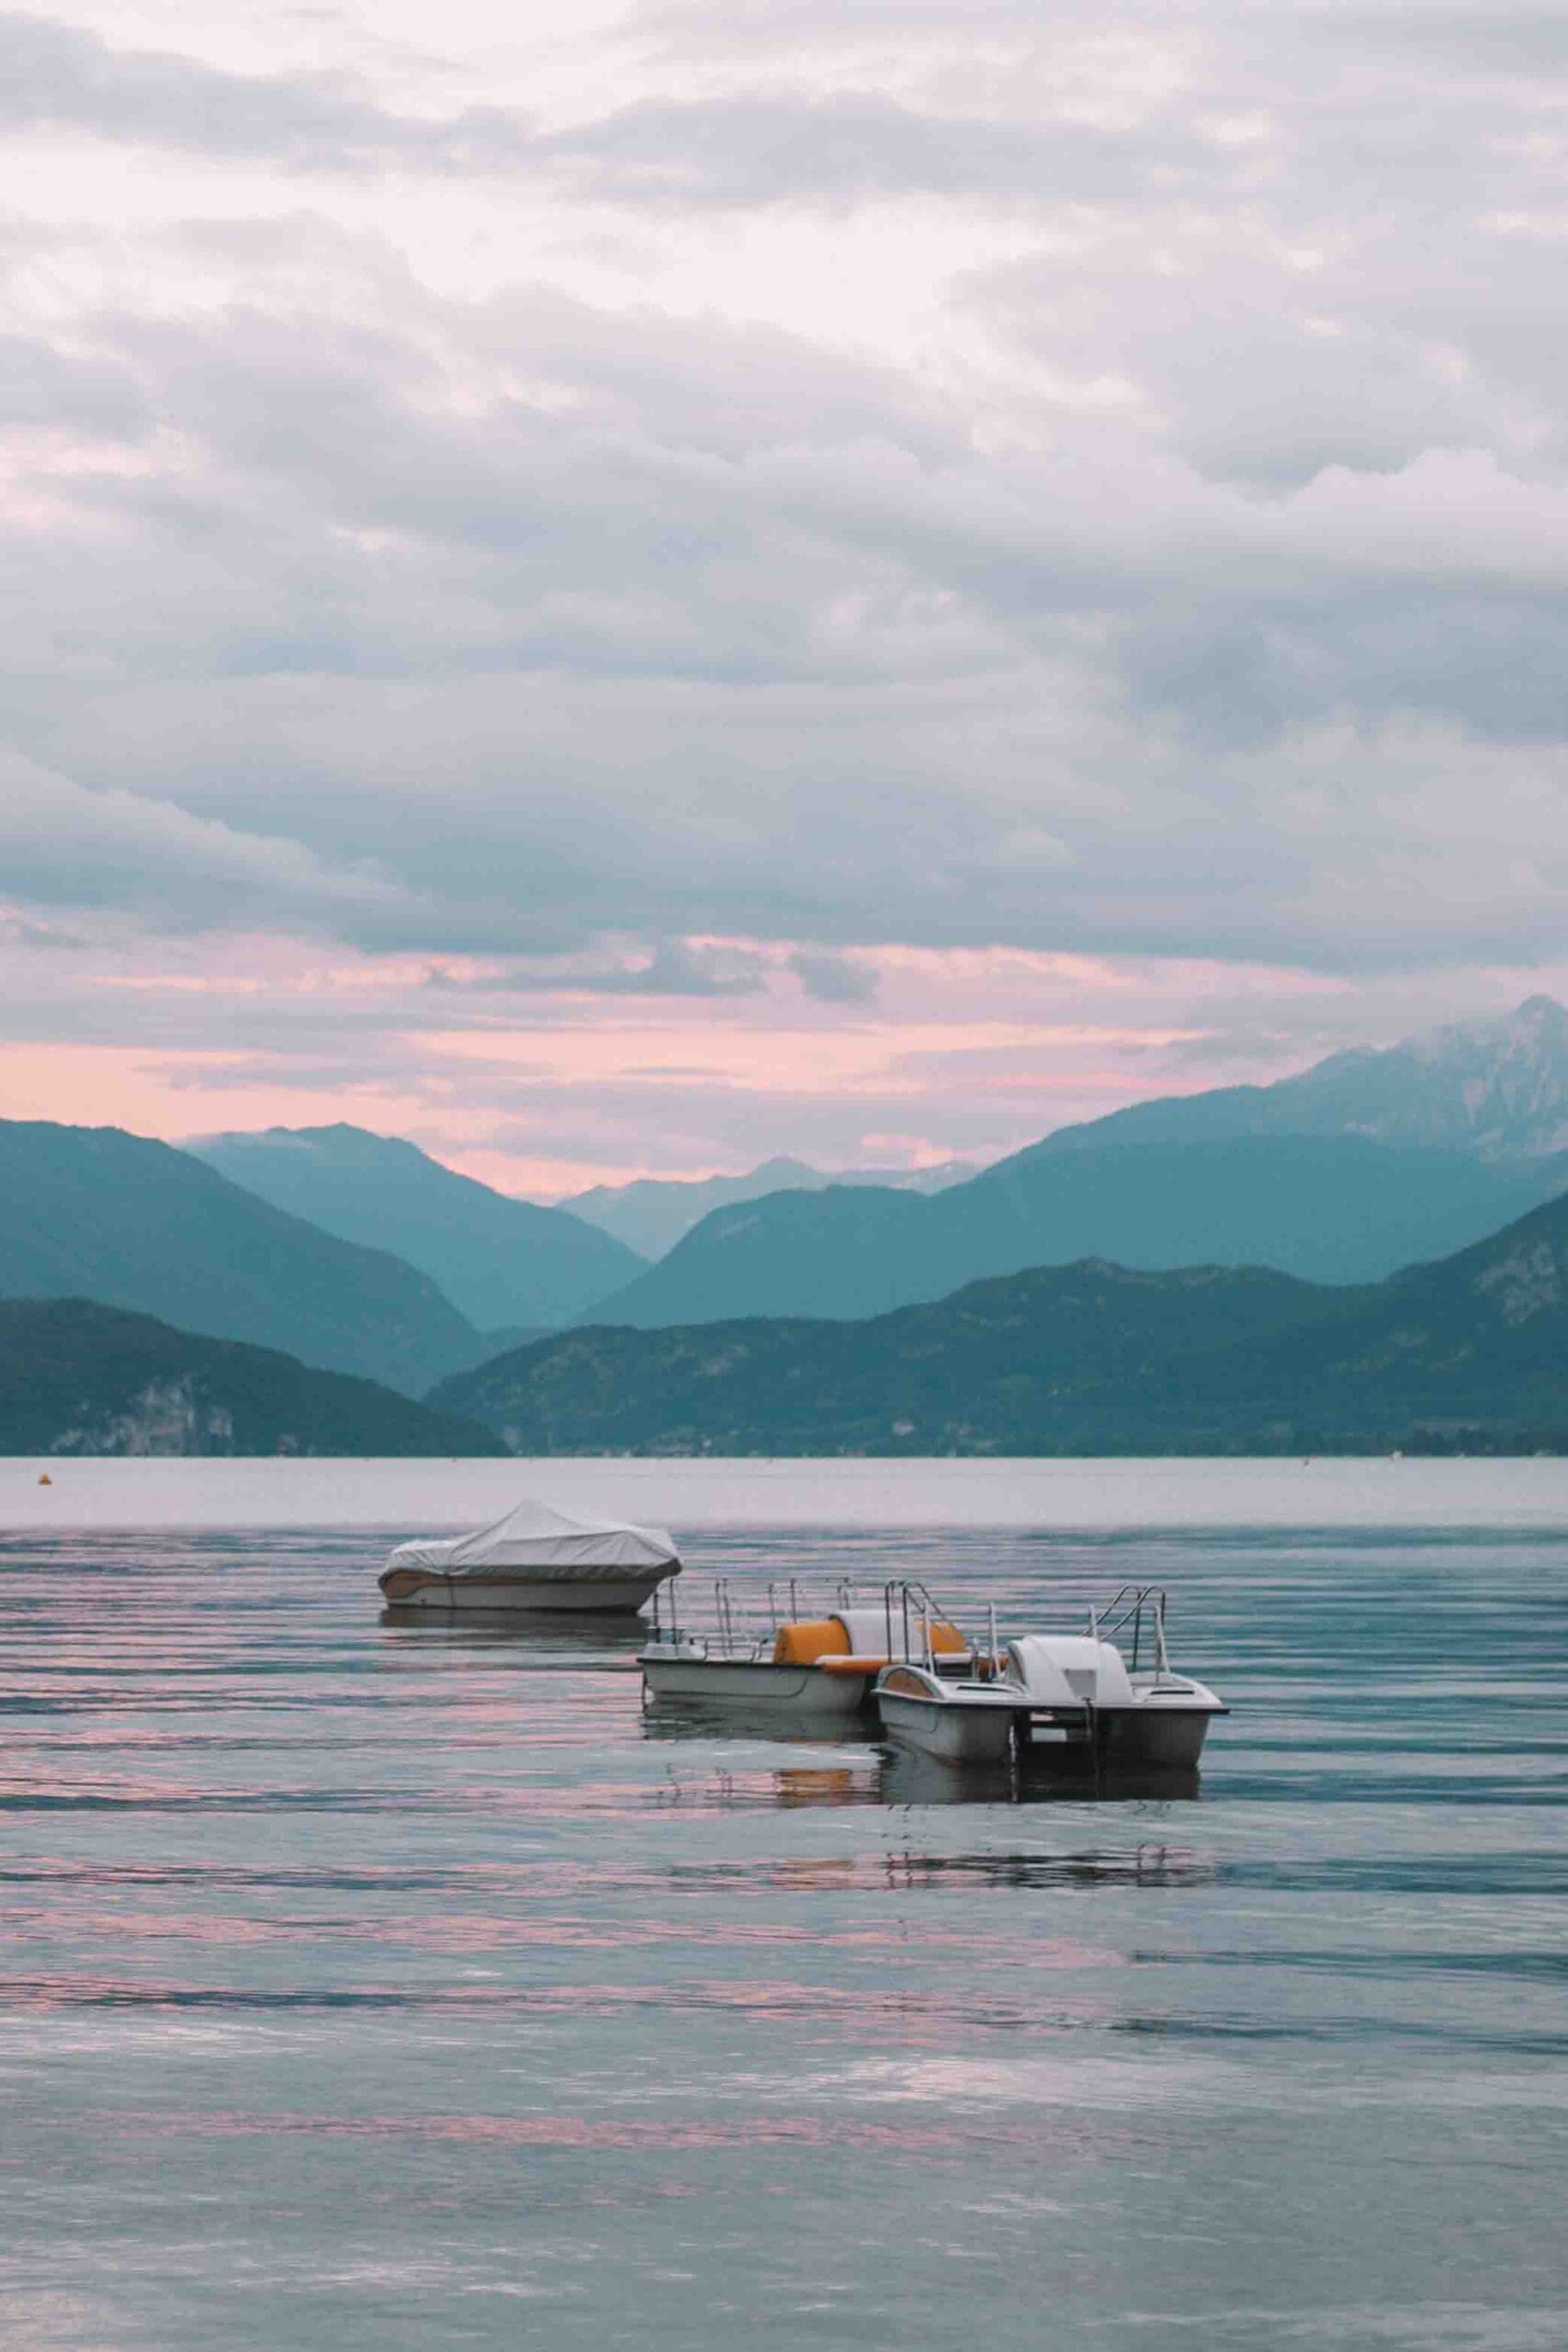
[874, 1586, 1227, 1771]
[640, 1582, 971, 1720]
[640, 1642, 875, 1720]
[874, 1663, 1022, 1763]
[998, 1632, 1226, 1769]
[379, 1498, 680, 1614]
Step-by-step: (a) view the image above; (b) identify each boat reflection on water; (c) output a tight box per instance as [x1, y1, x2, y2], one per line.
[881, 1741, 1202, 1809]
[639, 1700, 874, 1749]
[641, 1708, 1203, 1811]
[379, 1605, 649, 1658]
[876, 1839, 1216, 1893]
[646, 1758, 886, 1813]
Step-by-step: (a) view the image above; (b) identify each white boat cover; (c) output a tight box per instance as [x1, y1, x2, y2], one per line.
[384, 1498, 681, 1584]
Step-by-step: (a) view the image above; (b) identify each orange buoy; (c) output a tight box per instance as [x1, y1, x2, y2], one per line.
[38, 1473, 52, 1486]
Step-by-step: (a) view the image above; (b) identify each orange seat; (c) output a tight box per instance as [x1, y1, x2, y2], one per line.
[773, 1620, 851, 1666]
[773, 1615, 970, 1669]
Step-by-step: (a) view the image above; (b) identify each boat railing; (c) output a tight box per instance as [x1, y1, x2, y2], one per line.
[649, 1574, 982, 1666]
[1088, 1584, 1170, 1679]
[880, 1578, 994, 1672]
[653, 1572, 1179, 1679]
[886, 1578, 929, 1665]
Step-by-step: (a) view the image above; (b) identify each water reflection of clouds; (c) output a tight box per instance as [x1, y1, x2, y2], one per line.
[0, 1973, 1122, 2039]
[65, 2107, 1086, 2158]
[5, 1516, 1562, 2349]
[829, 2052, 1246, 2109]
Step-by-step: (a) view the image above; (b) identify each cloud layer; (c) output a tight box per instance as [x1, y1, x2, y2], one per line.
[3, 0, 1566, 1180]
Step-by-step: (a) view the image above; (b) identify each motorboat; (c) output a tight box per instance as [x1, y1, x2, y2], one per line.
[874, 1585, 1227, 1770]
[378, 1498, 680, 1613]
[639, 1578, 972, 1720]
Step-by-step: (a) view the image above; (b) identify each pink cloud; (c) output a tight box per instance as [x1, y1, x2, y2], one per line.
[4, 921, 1567, 1195]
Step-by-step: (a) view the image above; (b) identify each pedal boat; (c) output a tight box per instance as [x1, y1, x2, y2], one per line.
[998, 1632, 1226, 1769]
[640, 1585, 971, 1720]
[874, 1663, 1023, 1763]
[874, 1586, 1228, 1770]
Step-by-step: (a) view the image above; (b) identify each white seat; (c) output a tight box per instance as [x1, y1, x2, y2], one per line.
[833, 1606, 965, 1661]
[1003, 1636, 1135, 1706]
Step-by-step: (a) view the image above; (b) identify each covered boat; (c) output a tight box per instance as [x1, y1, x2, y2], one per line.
[378, 1498, 681, 1613]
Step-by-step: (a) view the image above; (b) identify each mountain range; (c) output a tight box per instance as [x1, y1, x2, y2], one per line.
[191, 1124, 643, 1329]
[0, 1120, 482, 1395]
[5, 996, 1568, 1427]
[0, 1298, 503, 1457]
[562, 1153, 975, 1261]
[578, 1000, 1568, 1327]
[433, 1183, 1568, 1457]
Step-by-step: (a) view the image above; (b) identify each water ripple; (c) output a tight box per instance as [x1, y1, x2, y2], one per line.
[1, 1495, 1564, 2350]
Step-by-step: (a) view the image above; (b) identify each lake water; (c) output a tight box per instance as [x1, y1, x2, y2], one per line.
[2, 1460, 1565, 2350]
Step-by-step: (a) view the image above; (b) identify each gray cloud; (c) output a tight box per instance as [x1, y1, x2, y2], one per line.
[0, 333, 150, 435]
[425, 941, 769, 998]
[0, 913, 87, 951]
[0, 12, 533, 171]
[0, 747, 406, 929]
[788, 950, 879, 1004]
[2, 0, 1567, 1025]
[539, 92, 1213, 208]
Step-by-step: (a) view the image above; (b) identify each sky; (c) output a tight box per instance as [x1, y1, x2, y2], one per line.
[3, 0, 1567, 1197]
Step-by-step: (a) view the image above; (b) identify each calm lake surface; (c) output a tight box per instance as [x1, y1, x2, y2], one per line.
[2, 1460, 1565, 2351]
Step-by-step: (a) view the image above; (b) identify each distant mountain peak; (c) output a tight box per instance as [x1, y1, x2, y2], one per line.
[209, 1121, 425, 1163]
[187, 1124, 642, 1329]
[1016, 994, 1568, 1167]
[1348, 995, 1568, 1155]
[562, 1153, 976, 1261]
[1406, 992, 1568, 1058]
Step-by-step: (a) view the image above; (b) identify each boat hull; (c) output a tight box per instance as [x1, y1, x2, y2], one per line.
[642, 1657, 872, 1717]
[875, 1689, 1019, 1764]
[1091, 1705, 1217, 1770]
[386, 1571, 667, 1614]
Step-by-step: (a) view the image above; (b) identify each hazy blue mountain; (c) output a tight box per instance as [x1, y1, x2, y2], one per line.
[561, 1153, 975, 1261]
[477, 1325, 550, 1355]
[438, 1259, 1321, 1453]
[576, 998, 1568, 1329]
[2, 1298, 504, 1457]
[580, 1136, 1568, 1328]
[191, 1125, 643, 1327]
[433, 1185, 1568, 1456]
[1010, 994, 1568, 1164]
[580, 1184, 937, 1325]
[0, 1120, 479, 1394]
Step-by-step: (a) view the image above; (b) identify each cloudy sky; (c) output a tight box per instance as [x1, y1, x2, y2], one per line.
[3, 0, 1566, 1194]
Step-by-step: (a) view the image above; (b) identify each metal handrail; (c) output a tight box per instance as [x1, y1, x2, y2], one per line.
[653, 1572, 979, 1666]
[653, 1573, 1188, 1690]
[1088, 1584, 1170, 1679]
[880, 1577, 977, 1669]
